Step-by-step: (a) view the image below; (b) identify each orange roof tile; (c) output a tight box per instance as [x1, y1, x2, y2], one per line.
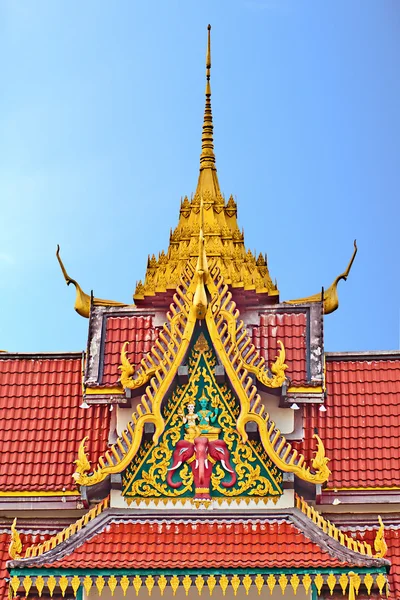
[344, 526, 400, 599]
[296, 355, 400, 489]
[34, 519, 369, 569]
[0, 354, 110, 492]
[252, 312, 307, 385]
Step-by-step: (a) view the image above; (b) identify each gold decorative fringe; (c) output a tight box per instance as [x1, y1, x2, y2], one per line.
[295, 494, 374, 556]
[24, 497, 109, 559]
[124, 496, 278, 507]
[10, 572, 388, 598]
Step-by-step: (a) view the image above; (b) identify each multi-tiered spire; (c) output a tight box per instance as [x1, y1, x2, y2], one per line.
[134, 25, 277, 303]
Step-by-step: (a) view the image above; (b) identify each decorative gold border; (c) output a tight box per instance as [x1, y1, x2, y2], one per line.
[9, 570, 388, 599]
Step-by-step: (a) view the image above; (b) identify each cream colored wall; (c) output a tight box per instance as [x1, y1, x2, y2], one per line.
[259, 391, 294, 434]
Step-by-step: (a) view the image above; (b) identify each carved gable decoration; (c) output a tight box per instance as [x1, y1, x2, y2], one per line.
[122, 329, 283, 505]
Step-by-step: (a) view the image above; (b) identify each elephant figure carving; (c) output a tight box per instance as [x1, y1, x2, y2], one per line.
[167, 437, 236, 499]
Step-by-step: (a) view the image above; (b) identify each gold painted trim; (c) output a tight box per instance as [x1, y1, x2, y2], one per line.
[74, 264, 198, 487]
[22, 497, 109, 559]
[56, 246, 126, 318]
[295, 494, 388, 559]
[285, 240, 358, 314]
[10, 571, 388, 599]
[205, 264, 330, 485]
[84, 387, 124, 395]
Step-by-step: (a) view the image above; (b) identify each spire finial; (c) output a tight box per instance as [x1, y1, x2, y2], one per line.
[199, 24, 216, 171]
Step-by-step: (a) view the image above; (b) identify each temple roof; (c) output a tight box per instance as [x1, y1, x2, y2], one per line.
[297, 352, 400, 491]
[74, 259, 330, 490]
[7, 499, 389, 598]
[11, 515, 386, 571]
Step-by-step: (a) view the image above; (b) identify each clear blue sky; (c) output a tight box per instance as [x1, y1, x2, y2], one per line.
[1, 1, 399, 353]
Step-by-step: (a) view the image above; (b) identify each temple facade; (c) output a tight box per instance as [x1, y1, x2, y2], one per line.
[2, 25, 399, 600]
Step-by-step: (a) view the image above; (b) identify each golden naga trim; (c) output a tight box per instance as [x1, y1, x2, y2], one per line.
[77, 262, 330, 488]
[74, 264, 198, 487]
[374, 516, 388, 558]
[9, 518, 22, 560]
[56, 245, 127, 318]
[295, 495, 374, 556]
[205, 264, 330, 484]
[72, 437, 91, 481]
[22, 497, 109, 559]
[119, 342, 157, 390]
[285, 240, 358, 314]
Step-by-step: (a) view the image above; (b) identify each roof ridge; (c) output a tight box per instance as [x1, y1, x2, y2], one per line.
[0, 352, 83, 359]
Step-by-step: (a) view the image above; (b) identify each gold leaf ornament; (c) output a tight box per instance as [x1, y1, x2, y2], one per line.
[194, 575, 205, 596]
[133, 575, 142, 596]
[10, 577, 20, 598]
[83, 575, 93, 596]
[218, 575, 228, 596]
[302, 574, 312, 595]
[120, 576, 130, 596]
[311, 434, 331, 481]
[9, 518, 22, 559]
[170, 575, 180, 596]
[108, 575, 118, 596]
[72, 436, 91, 481]
[157, 576, 167, 596]
[374, 515, 388, 558]
[182, 575, 192, 596]
[290, 574, 300, 596]
[267, 574, 276, 594]
[326, 573, 336, 595]
[47, 575, 57, 597]
[36, 576, 45, 597]
[242, 574, 252, 595]
[231, 574, 241, 596]
[23, 576, 33, 597]
[363, 573, 374, 595]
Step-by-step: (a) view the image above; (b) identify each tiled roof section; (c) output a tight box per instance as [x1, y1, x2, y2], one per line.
[0, 354, 110, 491]
[0, 530, 54, 600]
[0, 533, 9, 600]
[344, 526, 399, 598]
[101, 316, 156, 386]
[297, 356, 400, 489]
[252, 312, 307, 385]
[42, 519, 358, 569]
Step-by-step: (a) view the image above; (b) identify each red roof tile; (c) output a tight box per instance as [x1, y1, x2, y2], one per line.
[0, 354, 110, 492]
[102, 316, 156, 386]
[344, 526, 400, 598]
[41, 519, 359, 569]
[0, 533, 9, 600]
[297, 357, 400, 489]
[252, 312, 307, 385]
[0, 530, 54, 600]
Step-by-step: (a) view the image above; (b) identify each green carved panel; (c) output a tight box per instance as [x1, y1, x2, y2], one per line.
[122, 327, 283, 502]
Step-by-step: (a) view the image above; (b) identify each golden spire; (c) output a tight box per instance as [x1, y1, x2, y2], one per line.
[193, 198, 209, 319]
[134, 25, 278, 303]
[199, 24, 215, 172]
